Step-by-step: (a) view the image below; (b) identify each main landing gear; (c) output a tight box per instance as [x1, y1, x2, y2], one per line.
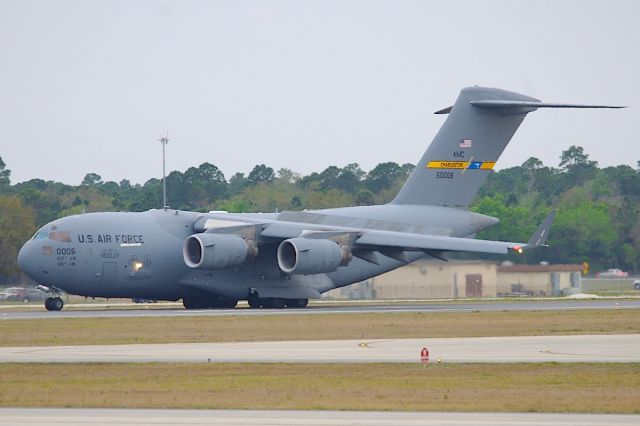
[182, 291, 309, 310]
[247, 290, 308, 309]
[45, 297, 64, 311]
[182, 296, 238, 310]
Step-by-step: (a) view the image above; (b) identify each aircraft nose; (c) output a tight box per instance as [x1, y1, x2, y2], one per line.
[18, 241, 37, 280]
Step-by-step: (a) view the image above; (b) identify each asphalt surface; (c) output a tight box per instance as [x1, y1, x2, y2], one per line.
[0, 409, 637, 426]
[2, 334, 638, 364]
[2, 299, 639, 320]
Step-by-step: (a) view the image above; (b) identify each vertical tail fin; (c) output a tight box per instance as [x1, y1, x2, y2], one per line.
[391, 86, 622, 207]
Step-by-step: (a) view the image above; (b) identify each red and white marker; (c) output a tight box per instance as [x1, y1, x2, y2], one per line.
[420, 347, 429, 366]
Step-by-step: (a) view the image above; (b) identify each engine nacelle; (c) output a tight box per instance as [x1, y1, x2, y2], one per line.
[277, 238, 351, 275]
[183, 233, 256, 270]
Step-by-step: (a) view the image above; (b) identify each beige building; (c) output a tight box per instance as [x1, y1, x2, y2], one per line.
[326, 260, 582, 299]
[497, 264, 582, 296]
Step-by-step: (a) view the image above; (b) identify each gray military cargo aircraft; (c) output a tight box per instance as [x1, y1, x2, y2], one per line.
[17, 87, 622, 311]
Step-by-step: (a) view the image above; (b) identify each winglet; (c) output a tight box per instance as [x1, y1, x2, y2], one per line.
[526, 210, 557, 248]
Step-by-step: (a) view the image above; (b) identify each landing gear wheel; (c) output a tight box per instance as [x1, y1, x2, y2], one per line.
[183, 297, 203, 309]
[45, 297, 63, 311]
[263, 298, 285, 309]
[52, 297, 64, 311]
[286, 298, 308, 308]
[247, 292, 261, 309]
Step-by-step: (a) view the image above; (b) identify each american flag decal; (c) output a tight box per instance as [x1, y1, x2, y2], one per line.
[459, 139, 472, 148]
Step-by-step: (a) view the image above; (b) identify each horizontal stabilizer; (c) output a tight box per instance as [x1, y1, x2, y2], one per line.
[471, 100, 625, 112]
[435, 100, 625, 115]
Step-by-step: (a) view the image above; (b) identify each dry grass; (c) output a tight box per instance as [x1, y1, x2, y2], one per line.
[1, 309, 638, 347]
[0, 362, 638, 413]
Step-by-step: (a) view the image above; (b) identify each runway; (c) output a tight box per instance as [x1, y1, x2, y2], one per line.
[2, 299, 639, 320]
[0, 408, 637, 426]
[1, 334, 638, 363]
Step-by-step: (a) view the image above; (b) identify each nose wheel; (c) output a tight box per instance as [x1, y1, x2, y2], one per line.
[45, 297, 64, 311]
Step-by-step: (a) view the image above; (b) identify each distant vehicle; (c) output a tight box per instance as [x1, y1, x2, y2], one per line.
[0, 287, 45, 302]
[634, 280, 640, 290]
[596, 269, 629, 278]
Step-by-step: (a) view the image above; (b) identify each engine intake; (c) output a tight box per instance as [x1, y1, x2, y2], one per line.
[183, 233, 256, 269]
[277, 238, 351, 275]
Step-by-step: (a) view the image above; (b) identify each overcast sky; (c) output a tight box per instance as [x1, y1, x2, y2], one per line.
[1, 0, 638, 185]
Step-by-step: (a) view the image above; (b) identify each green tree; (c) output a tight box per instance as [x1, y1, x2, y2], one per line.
[228, 173, 248, 196]
[81, 173, 102, 186]
[318, 166, 341, 191]
[276, 168, 299, 184]
[548, 188, 617, 270]
[247, 164, 275, 185]
[335, 163, 365, 193]
[559, 146, 598, 187]
[354, 189, 375, 206]
[0, 196, 36, 279]
[0, 156, 10, 188]
[365, 162, 405, 193]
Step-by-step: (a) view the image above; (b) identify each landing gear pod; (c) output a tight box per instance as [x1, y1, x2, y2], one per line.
[277, 238, 351, 275]
[183, 233, 257, 269]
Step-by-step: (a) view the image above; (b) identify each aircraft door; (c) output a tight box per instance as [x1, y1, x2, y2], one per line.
[101, 262, 118, 285]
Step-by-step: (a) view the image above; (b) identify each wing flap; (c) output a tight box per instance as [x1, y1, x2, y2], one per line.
[355, 231, 519, 255]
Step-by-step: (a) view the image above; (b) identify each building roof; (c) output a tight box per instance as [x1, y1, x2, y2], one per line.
[414, 260, 583, 273]
[497, 264, 583, 273]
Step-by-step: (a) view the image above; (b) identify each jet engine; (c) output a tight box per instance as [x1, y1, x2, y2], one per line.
[183, 233, 257, 269]
[277, 238, 352, 275]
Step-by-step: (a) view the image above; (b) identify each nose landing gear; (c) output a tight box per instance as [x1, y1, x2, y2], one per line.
[37, 285, 65, 311]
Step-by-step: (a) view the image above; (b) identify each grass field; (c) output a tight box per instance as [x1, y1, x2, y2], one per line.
[0, 309, 638, 347]
[0, 362, 638, 413]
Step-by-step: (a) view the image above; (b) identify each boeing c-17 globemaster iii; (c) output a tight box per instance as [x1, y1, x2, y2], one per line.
[17, 87, 623, 311]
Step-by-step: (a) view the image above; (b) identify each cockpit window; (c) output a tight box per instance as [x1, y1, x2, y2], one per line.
[32, 231, 49, 240]
[32, 228, 71, 242]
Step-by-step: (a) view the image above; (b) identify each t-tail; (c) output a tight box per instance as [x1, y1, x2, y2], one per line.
[392, 86, 624, 207]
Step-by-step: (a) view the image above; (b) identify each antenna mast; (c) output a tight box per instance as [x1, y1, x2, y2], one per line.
[159, 132, 169, 209]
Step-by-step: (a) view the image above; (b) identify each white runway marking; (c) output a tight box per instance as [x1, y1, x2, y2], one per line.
[1, 334, 638, 363]
[0, 408, 637, 426]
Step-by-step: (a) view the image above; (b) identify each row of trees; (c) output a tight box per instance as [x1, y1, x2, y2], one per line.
[1, 147, 639, 282]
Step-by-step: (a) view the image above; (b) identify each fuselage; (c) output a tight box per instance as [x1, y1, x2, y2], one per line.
[17, 205, 497, 302]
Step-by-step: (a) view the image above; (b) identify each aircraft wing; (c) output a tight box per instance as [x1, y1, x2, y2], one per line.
[257, 210, 556, 257]
[356, 210, 556, 255]
[354, 230, 520, 255]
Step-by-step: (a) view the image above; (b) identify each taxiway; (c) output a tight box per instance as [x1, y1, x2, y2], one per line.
[1, 334, 638, 363]
[2, 299, 639, 320]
